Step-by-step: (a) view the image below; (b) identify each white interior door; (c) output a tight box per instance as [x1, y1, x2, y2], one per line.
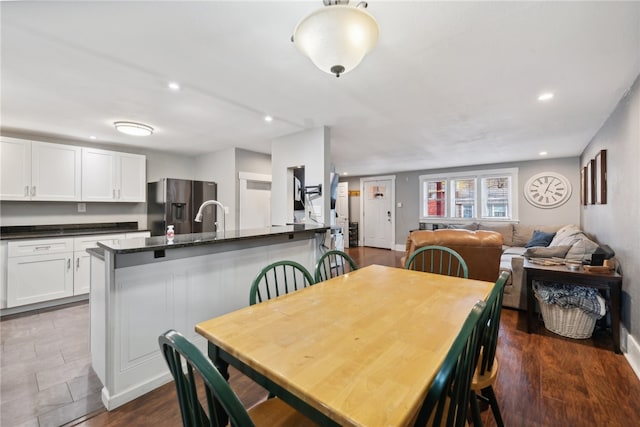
[239, 173, 272, 230]
[335, 182, 349, 248]
[362, 178, 394, 249]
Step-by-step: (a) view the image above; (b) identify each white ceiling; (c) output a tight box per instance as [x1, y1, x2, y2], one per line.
[2, 1, 639, 177]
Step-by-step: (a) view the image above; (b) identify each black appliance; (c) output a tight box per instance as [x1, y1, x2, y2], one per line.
[147, 178, 217, 236]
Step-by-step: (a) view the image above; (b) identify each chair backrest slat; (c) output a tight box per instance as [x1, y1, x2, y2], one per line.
[417, 301, 486, 427]
[159, 329, 255, 427]
[404, 245, 469, 278]
[478, 271, 509, 375]
[249, 260, 315, 305]
[314, 250, 358, 282]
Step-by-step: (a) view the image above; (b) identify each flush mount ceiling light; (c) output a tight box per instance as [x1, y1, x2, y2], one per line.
[114, 121, 154, 136]
[538, 92, 554, 101]
[292, 0, 379, 78]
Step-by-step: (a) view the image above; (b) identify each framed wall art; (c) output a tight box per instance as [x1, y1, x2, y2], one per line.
[595, 149, 607, 204]
[587, 159, 596, 205]
[581, 166, 587, 206]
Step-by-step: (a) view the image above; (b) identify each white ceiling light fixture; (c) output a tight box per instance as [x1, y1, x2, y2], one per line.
[538, 92, 554, 101]
[264, 115, 273, 122]
[292, 0, 379, 78]
[168, 82, 180, 91]
[114, 121, 154, 136]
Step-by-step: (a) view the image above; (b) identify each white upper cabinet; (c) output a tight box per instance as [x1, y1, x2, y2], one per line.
[1, 137, 145, 203]
[118, 152, 146, 202]
[31, 141, 82, 201]
[82, 147, 146, 202]
[0, 137, 31, 200]
[0, 137, 81, 201]
[82, 148, 118, 201]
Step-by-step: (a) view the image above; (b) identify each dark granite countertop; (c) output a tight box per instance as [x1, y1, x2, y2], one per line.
[97, 224, 329, 254]
[0, 222, 144, 240]
[86, 247, 105, 260]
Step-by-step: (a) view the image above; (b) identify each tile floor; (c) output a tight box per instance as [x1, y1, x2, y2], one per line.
[1, 302, 103, 427]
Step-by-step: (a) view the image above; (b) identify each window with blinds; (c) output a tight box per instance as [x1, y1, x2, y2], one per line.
[419, 168, 518, 222]
[422, 179, 446, 218]
[452, 178, 476, 218]
[482, 176, 511, 219]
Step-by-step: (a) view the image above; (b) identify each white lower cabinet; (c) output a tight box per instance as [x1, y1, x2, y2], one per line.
[74, 251, 92, 295]
[7, 238, 74, 307]
[5, 231, 151, 307]
[73, 234, 126, 295]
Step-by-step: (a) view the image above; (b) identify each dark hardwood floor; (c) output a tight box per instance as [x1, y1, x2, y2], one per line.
[13, 247, 640, 426]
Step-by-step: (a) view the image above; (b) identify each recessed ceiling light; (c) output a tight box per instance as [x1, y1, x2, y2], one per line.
[114, 121, 154, 136]
[89, 135, 97, 140]
[539, 151, 548, 156]
[537, 92, 554, 101]
[168, 82, 180, 91]
[264, 115, 273, 122]
[342, 172, 348, 176]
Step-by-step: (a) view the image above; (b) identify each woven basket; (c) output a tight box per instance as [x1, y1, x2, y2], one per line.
[535, 293, 597, 339]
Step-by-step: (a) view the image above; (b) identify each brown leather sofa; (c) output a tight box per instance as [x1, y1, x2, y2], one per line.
[402, 229, 504, 282]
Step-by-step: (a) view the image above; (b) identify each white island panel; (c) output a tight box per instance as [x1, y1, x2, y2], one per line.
[92, 230, 320, 410]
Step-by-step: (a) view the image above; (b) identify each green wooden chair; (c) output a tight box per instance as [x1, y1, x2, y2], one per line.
[469, 271, 510, 427]
[404, 245, 469, 278]
[415, 301, 486, 426]
[314, 249, 358, 282]
[159, 329, 315, 427]
[249, 260, 315, 305]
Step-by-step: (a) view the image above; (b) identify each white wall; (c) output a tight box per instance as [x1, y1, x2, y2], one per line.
[345, 156, 581, 245]
[0, 201, 147, 228]
[581, 74, 640, 365]
[194, 147, 236, 230]
[236, 149, 271, 227]
[146, 150, 196, 182]
[271, 127, 330, 225]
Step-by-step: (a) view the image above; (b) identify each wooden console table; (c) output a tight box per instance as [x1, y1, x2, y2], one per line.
[524, 259, 622, 353]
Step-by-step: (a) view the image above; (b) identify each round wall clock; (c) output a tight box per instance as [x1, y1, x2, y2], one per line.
[524, 172, 572, 208]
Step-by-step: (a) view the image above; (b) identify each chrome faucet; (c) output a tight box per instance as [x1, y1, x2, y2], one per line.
[194, 200, 226, 233]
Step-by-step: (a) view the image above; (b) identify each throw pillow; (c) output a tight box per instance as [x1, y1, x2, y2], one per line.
[524, 245, 571, 258]
[512, 224, 559, 247]
[525, 230, 556, 248]
[549, 224, 582, 247]
[565, 235, 600, 261]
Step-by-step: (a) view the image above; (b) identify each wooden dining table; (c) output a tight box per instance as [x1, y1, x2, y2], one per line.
[195, 264, 493, 427]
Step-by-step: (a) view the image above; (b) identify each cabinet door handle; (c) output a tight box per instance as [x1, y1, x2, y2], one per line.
[67, 259, 71, 271]
[35, 246, 51, 251]
[113, 189, 116, 200]
[31, 186, 36, 196]
[24, 185, 29, 196]
[76, 258, 80, 270]
[117, 189, 121, 199]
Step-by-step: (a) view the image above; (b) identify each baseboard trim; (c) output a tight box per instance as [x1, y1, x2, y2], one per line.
[101, 372, 173, 411]
[1, 294, 89, 318]
[394, 244, 405, 252]
[622, 324, 640, 380]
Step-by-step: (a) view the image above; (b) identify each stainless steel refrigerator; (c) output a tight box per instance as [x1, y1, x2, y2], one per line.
[147, 178, 217, 236]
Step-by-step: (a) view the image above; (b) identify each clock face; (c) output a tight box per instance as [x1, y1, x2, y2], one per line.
[524, 172, 572, 208]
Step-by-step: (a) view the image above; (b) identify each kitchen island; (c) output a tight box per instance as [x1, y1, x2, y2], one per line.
[88, 223, 328, 410]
